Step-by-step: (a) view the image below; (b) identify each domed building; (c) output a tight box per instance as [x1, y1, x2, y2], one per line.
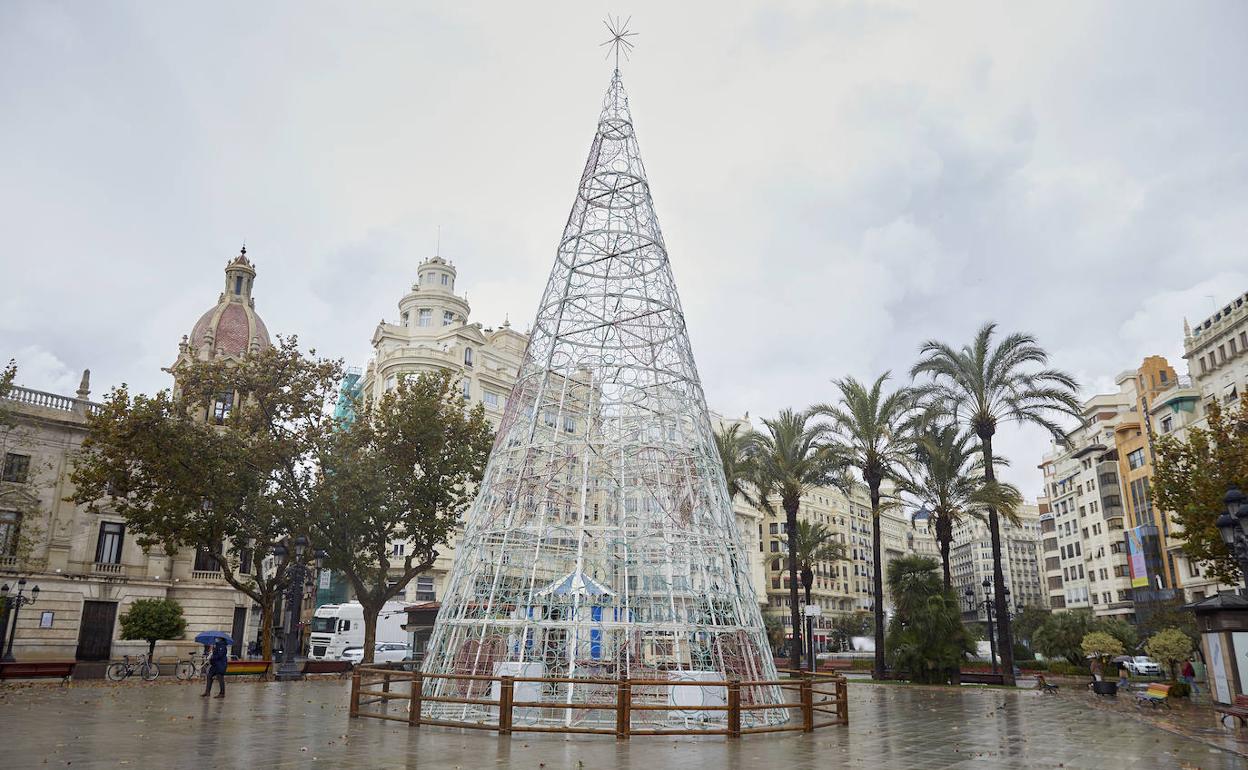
[178, 246, 272, 364]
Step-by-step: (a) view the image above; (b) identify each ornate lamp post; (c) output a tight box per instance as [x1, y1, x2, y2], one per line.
[274, 537, 327, 681]
[1, 578, 40, 662]
[965, 577, 1009, 674]
[1214, 484, 1248, 589]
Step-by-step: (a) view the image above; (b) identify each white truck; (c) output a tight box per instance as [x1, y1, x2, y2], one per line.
[307, 600, 409, 661]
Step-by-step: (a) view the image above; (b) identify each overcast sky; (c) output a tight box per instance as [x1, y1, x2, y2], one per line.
[3, 2, 1246, 500]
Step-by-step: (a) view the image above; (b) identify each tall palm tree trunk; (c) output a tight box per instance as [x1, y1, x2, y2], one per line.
[870, 483, 885, 680]
[784, 498, 803, 672]
[979, 433, 1016, 686]
[936, 517, 953, 590]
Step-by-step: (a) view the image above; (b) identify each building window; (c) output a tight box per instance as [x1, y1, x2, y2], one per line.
[0, 510, 19, 556]
[461, 379, 471, 401]
[1126, 448, 1145, 470]
[212, 392, 233, 425]
[483, 391, 500, 409]
[401, 311, 410, 326]
[563, 415, 576, 433]
[443, 310, 455, 326]
[464, 348, 474, 366]
[2, 453, 31, 484]
[441, 273, 449, 286]
[415, 576, 435, 601]
[234, 275, 243, 295]
[418, 309, 432, 327]
[1160, 416, 1172, 434]
[95, 522, 125, 564]
[391, 542, 405, 557]
[193, 546, 220, 572]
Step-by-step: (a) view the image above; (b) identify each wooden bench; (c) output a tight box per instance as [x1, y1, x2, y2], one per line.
[1135, 683, 1171, 708]
[0, 661, 77, 685]
[960, 672, 1006, 686]
[302, 660, 352, 676]
[223, 660, 272, 679]
[818, 659, 854, 671]
[1215, 694, 1248, 726]
[1034, 674, 1058, 694]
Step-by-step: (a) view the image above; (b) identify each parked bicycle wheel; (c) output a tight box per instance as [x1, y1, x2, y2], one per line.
[105, 662, 128, 682]
[141, 662, 159, 681]
[175, 661, 194, 680]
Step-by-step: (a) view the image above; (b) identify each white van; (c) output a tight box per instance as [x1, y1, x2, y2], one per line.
[307, 600, 409, 661]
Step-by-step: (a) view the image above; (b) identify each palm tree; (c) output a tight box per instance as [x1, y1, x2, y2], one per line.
[783, 521, 847, 663]
[749, 409, 846, 671]
[900, 424, 1024, 589]
[912, 322, 1080, 687]
[714, 422, 757, 506]
[813, 373, 916, 681]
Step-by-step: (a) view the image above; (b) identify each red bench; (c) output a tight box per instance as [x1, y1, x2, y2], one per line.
[1215, 694, 1248, 726]
[0, 660, 77, 685]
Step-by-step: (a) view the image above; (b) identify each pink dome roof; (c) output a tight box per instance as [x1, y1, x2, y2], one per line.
[189, 301, 271, 358]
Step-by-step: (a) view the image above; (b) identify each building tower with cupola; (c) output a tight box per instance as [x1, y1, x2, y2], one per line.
[176, 247, 272, 367]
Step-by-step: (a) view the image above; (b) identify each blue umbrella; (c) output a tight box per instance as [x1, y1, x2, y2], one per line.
[194, 630, 234, 645]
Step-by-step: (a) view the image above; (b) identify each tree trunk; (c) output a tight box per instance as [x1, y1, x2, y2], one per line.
[979, 432, 1016, 686]
[361, 598, 379, 665]
[870, 482, 885, 681]
[784, 498, 803, 672]
[260, 599, 274, 677]
[148, 638, 156, 659]
[803, 568, 814, 665]
[937, 517, 953, 590]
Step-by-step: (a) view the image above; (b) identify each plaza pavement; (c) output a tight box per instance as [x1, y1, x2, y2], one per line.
[0, 678, 1244, 769]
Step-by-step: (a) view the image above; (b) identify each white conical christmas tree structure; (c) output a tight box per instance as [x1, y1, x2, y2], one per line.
[421, 69, 785, 729]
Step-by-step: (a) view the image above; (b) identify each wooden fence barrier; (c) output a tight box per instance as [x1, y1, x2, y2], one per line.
[348, 666, 848, 739]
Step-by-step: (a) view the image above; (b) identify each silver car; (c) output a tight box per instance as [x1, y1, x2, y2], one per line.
[1125, 656, 1162, 676]
[341, 642, 413, 666]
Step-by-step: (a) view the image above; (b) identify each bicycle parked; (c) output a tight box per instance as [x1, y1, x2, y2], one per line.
[106, 653, 159, 682]
[175, 651, 209, 681]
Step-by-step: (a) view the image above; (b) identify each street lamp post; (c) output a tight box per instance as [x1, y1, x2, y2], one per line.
[274, 537, 326, 681]
[1215, 484, 1248, 589]
[965, 577, 1009, 675]
[1, 578, 40, 662]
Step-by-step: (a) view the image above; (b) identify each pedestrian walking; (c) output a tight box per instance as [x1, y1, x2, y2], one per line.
[1182, 659, 1200, 696]
[202, 636, 228, 699]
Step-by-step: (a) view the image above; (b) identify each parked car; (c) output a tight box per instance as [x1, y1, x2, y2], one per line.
[341, 642, 414, 665]
[1124, 656, 1162, 676]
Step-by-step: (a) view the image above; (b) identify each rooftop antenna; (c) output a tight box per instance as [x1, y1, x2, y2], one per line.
[600, 15, 637, 72]
[436, 225, 441, 257]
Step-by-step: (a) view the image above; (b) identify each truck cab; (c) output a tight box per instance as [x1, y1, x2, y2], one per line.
[308, 604, 364, 661]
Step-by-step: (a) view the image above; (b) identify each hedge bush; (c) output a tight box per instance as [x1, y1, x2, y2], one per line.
[1046, 661, 1091, 677]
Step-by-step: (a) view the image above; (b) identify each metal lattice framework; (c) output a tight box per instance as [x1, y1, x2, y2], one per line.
[421, 69, 786, 730]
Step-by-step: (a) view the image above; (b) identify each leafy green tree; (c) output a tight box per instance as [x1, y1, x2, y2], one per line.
[912, 323, 1081, 686]
[0, 359, 15, 426]
[813, 374, 915, 680]
[714, 422, 757, 506]
[748, 409, 847, 671]
[308, 370, 492, 663]
[0, 360, 50, 562]
[1145, 628, 1194, 681]
[1032, 610, 1093, 665]
[119, 598, 187, 658]
[1137, 599, 1199, 647]
[1012, 606, 1051, 649]
[827, 611, 872, 652]
[1080, 631, 1125, 661]
[1153, 396, 1248, 585]
[884, 555, 971, 684]
[899, 424, 1022, 588]
[72, 338, 342, 664]
[1090, 616, 1138, 653]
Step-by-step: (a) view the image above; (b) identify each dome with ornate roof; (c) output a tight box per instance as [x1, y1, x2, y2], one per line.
[182, 247, 271, 360]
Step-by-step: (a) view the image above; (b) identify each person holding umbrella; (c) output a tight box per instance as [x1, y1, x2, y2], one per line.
[196, 631, 232, 699]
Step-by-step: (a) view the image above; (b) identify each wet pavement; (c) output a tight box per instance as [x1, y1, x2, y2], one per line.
[1, 678, 1244, 769]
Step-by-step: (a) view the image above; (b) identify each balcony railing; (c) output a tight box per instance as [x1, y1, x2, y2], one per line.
[2, 385, 101, 415]
[0, 555, 18, 570]
[93, 562, 123, 575]
[191, 569, 223, 581]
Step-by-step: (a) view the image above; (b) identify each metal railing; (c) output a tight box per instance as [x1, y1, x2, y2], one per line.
[92, 562, 123, 575]
[349, 665, 848, 739]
